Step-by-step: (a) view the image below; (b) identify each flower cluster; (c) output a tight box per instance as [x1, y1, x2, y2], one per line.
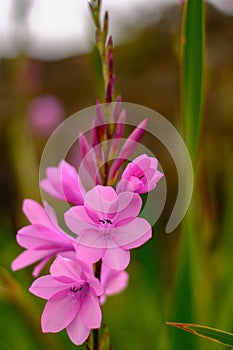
[12, 0, 164, 346]
[12, 107, 163, 345]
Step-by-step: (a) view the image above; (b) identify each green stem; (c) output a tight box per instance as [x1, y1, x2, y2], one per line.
[93, 260, 102, 350]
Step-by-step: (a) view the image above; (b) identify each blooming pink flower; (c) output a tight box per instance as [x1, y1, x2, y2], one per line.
[12, 199, 74, 276]
[40, 160, 85, 205]
[100, 263, 128, 304]
[29, 255, 103, 346]
[65, 185, 152, 270]
[117, 154, 163, 194]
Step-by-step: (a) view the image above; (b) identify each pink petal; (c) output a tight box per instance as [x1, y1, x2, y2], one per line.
[114, 192, 142, 221]
[75, 243, 105, 265]
[149, 157, 159, 170]
[134, 154, 152, 169]
[16, 225, 72, 250]
[76, 228, 107, 249]
[60, 160, 85, 205]
[113, 218, 152, 249]
[64, 207, 96, 235]
[101, 264, 129, 296]
[84, 186, 118, 214]
[66, 312, 90, 346]
[80, 289, 102, 328]
[23, 199, 55, 230]
[43, 201, 59, 226]
[116, 179, 134, 193]
[41, 161, 85, 205]
[102, 245, 130, 270]
[86, 274, 103, 296]
[32, 256, 51, 277]
[29, 275, 67, 299]
[40, 179, 63, 200]
[50, 256, 83, 281]
[42, 290, 80, 332]
[12, 249, 53, 271]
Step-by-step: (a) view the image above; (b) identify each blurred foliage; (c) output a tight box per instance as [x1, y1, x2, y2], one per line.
[0, 2, 233, 350]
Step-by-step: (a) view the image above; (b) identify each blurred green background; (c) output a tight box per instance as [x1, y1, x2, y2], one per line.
[0, 1, 233, 349]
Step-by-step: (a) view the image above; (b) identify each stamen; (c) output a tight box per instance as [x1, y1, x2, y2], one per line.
[133, 174, 144, 180]
[99, 219, 113, 224]
[70, 285, 83, 293]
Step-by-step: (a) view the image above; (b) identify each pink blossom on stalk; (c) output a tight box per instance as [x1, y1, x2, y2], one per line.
[28, 95, 64, 137]
[29, 256, 102, 346]
[100, 263, 129, 304]
[108, 118, 148, 184]
[40, 160, 85, 205]
[12, 199, 74, 277]
[117, 154, 164, 194]
[64, 185, 152, 270]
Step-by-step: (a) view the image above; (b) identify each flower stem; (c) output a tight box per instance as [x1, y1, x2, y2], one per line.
[93, 328, 100, 350]
[93, 260, 102, 350]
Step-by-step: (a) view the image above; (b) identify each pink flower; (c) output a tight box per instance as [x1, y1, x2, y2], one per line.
[40, 160, 85, 205]
[100, 264, 128, 304]
[12, 199, 74, 276]
[29, 256, 102, 346]
[65, 185, 152, 270]
[117, 154, 163, 194]
[28, 95, 64, 137]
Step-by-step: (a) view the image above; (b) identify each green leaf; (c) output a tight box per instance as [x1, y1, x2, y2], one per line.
[182, 0, 205, 160]
[166, 322, 233, 347]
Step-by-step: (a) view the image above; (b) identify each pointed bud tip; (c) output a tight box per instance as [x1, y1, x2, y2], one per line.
[139, 118, 148, 129]
[107, 35, 113, 48]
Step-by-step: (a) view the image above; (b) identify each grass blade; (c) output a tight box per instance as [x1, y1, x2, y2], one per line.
[166, 323, 233, 347]
[182, 0, 205, 160]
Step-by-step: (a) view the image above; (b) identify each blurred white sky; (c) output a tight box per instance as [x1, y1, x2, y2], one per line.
[0, 0, 232, 60]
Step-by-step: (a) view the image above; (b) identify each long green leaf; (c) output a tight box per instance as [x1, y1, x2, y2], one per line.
[170, 1, 205, 349]
[166, 322, 233, 347]
[182, 0, 205, 160]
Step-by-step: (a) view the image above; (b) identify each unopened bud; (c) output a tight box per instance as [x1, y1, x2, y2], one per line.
[105, 81, 112, 103]
[103, 11, 109, 34]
